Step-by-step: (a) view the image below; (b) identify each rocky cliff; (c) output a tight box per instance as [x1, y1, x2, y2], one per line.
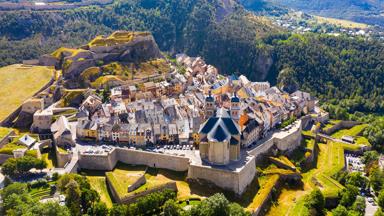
[41, 31, 163, 83]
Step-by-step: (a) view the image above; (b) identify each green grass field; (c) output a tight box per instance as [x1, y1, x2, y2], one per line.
[0, 64, 53, 121]
[314, 16, 369, 29]
[0, 142, 27, 155]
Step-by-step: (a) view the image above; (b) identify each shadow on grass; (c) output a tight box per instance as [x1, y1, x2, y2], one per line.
[41, 147, 57, 168]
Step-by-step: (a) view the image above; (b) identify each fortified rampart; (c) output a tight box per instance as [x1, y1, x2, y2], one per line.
[79, 147, 255, 195]
[78, 148, 190, 172]
[187, 156, 256, 195]
[249, 120, 303, 160]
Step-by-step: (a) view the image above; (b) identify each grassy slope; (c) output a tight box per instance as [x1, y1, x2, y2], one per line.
[0, 127, 12, 139]
[331, 124, 368, 139]
[0, 64, 53, 121]
[87, 176, 113, 208]
[105, 164, 146, 198]
[246, 174, 280, 212]
[268, 124, 371, 216]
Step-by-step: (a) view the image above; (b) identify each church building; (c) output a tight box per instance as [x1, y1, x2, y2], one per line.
[199, 94, 241, 165]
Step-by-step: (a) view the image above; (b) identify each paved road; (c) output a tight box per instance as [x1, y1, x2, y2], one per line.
[365, 197, 378, 216]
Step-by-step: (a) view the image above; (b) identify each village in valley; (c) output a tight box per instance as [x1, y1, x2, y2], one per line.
[0, 31, 378, 215]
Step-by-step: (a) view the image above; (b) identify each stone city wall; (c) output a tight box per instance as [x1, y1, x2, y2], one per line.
[248, 138, 275, 161]
[78, 148, 190, 172]
[236, 156, 257, 194]
[274, 125, 302, 152]
[249, 120, 303, 160]
[187, 156, 256, 195]
[78, 149, 118, 171]
[117, 148, 190, 171]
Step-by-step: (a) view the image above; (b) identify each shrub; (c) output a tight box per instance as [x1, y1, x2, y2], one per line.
[1, 156, 47, 178]
[304, 189, 325, 215]
[30, 179, 48, 189]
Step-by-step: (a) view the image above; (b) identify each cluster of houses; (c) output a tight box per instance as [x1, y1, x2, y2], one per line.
[30, 54, 315, 158]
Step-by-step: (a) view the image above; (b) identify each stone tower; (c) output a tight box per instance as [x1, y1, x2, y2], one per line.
[230, 93, 240, 121]
[205, 91, 215, 119]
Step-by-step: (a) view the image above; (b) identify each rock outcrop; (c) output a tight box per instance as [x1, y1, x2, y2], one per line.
[53, 31, 163, 81]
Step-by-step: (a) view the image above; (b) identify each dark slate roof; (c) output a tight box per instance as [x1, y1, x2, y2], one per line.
[230, 137, 239, 145]
[222, 118, 240, 135]
[231, 95, 240, 103]
[206, 95, 214, 102]
[213, 125, 227, 142]
[200, 118, 218, 134]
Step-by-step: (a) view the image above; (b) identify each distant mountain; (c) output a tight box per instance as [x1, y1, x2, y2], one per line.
[241, 0, 384, 26]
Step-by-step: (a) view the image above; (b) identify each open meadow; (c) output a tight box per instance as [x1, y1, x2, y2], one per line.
[0, 64, 54, 121]
[314, 16, 369, 29]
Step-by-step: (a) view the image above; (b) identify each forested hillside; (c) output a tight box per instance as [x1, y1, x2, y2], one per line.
[0, 0, 280, 79]
[0, 0, 384, 116]
[270, 34, 384, 116]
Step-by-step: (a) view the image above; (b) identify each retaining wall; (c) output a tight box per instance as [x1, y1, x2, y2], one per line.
[0, 154, 13, 164]
[78, 149, 117, 170]
[128, 174, 146, 192]
[0, 130, 15, 148]
[322, 121, 361, 135]
[117, 148, 190, 171]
